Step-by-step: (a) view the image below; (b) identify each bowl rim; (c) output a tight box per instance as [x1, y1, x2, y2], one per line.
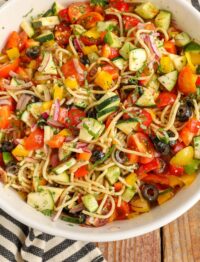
[0, 0, 200, 242]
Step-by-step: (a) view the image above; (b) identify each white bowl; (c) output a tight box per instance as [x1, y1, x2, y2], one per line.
[0, 0, 200, 242]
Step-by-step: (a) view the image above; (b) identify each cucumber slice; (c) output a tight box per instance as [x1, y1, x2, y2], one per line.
[2, 152, 13, 165]
[104, 31, 122, 48]
[119, 42, 135, 60]
[39, 186, 64, 203]
[40, 51, 57, 75]
[74, 98, 88, 109]
[96, 94, 120, 112]
[168, 54, 187, 72]
[20, 20, 34, 38]
[97, 106, 118, 122]
[97, 21, 118, 32]
[71, 24, 86, 36]
[82, 194, 98, 213]
[136, 88, 156, 107]
[44, 126, 54, 143]
[49, 172, 70, 185]
[175, 32, 191, 47]
[194, 136, 200, 159]
[122, 188, 136, 202]
[21, 111, 36, 127]
[53, 158, 76, 175]
[135, 2, 159, 19]
[88, 52, 99, 64]
[27, 190, 54, 211]
[184, 41, 200, 53]
[129, 48, 147, 71]
[32, 16, 59, 29]
[155, 10, 171, 30]
[52, 2, 63, 15]
[58, 143, 73, 161]
[158, 70, 178, 91]
[116, 119, 139, 135]
[27, 102, 43, 118]
[35, 31, 54, 43]
[79, 118, 105, 142]
[112, 57, 127, 70]
[105, 165, 120, 185]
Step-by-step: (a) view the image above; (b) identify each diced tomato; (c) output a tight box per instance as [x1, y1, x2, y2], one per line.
[172, 141, 185, 153]
[196, 76, 200, 87]
[128, 132, 155, 164]
[68, 3, 92, 23]
[164, 41, 177, 54]
[25, 39, 39, 49]
[126, 152, 139, 164]
[55, 22, 72, 47]
[0, 106, 11, 129]
[141, 173, 169, 185]
[169, 165, 184, 176]
[101, 44, 119, 59]
[179, 127, 194, 146]
[178, 66, 197, 94]
[50, 151, 60, 167]
[115, 200, 130, 220]
[139, 72, 149, 86]
[137, 158, 161, 175]
[77, 12, 104, 29]
[74, 165, 89, 178]
[123, 16, 140, 31]
[102, 64, 119, 80]
[58, 107, 68, 125]
[16, 67, 29, 80]
[24, 128, 44, 151]
[156, 92, 177, 108]
[105, 112, 116, 128]
[19, 31, 28, 51]
[80, 35, 100, 46]
[138, 109, 152, 130]
[46, 134, 65, 148]
[5, 31, 20, 50]
[93, 5, 104, 14]
[114, 182, 123, 192]
[76, 151, 92, 161]
[111, 2, 130, 12]
[0, 58, 19, 78]
[66, 108, 86, 128]
[61, 58, 85, 85]
[185, 118, 200, 134]
[58, 8, 70, 23]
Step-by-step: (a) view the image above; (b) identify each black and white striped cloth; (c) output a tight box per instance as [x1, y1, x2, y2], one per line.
[0, 0, 200, 261]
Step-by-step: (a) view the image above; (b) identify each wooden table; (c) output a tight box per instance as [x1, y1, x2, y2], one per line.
[97, 201, 200, 262]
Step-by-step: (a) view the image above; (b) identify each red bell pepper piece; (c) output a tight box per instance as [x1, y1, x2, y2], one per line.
[24, 129, 44, 151]
[74, 165, 89, 178]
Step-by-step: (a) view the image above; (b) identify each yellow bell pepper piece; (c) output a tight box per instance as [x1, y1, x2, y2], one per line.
[95, 71, 113, 90]
[130, 198, 150, 213]
[170, 146, 194, 166]
[157, 191, 174, 205]
[82, 45, 98, 55]
[28, 60, 37, 69]
[54, 85, 64, 100]
[12, 144, 29, 157]
[185, 52, 196, 73]
[168, 175, 183, 187]
[128, 212, 139, 219]
[125, 173, 137, 187]
[179, 174, 197, 186]
[64, 77, 79, 89]
[43, 40, 56, 48]
[58, 129, 72, 137]
[160, 56, 175, 73]
[42, 101, 53, 111]
[83, 27, 100, 39]
[6, 47, 20, 60]
[0, 54, 8, 64]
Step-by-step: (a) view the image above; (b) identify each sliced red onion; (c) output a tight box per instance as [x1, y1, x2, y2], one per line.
[38, 52, 50, 72]
[9, 71, 19, 78]
[73, 58, 84, 75]
[47, 118, 65, 128]
[76, 122, 83, 129]
[69, 203, 84, 214]
[41, 112, 49, 120]
[76, 142, 88, 149]
[65, 136, 74, 142]
[31, 124, 37, 132]
[0, 99, 11, 106]
[73, 38, 83, 53]
[148, 35, 161, 59]
[53, 99, 60, 121]
[16, 95, 32, 111]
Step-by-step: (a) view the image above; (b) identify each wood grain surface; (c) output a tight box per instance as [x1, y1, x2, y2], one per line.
[97, 201, 200, 262]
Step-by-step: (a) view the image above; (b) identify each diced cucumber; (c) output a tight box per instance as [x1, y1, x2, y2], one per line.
[97, 106, 118, 122]
[52, 1, 63, 15]
[119, 42, 135, 60]
[2, 152, 13, 165]
[74, 98, 88, 109]
[35, 31, 54, 43]
[158, 70, 178, 91]
[21, 111, 36, 127]
[71, 24, 86, 35]
[53, 158, 76, 175]
[136, 88, 156, 107]
[43, 9, 53, 17]
[39, 186, 64, 203]
[112, 57, 127, 70]
[49, 172, 70, 185]
[135, 2, 159, 19]
[44, 126, 54, 143]
[97, 21, 118, 32]
[168, 54, 187, 72]
[27, 190, 54, 211]
[175, 32, 191, 47]
[88, 52, 99, 63]
[20, 20, 34, 38]
[184, 41, 200, 53]
[129, 48, 147, 71]
[104, 31, 122, 48]
[96, 93, 120, 112]
[82, 194, 98, 213]
[40, 52, 57, 75]
[27, 102, 43, 118]
[105, 165, 120, 185]
[10, 78, 25, 87]
[32, 16, 59, 29]
[155, 10, 171, 30]
[194, 136, 200, 159]
[147, 74, 160, 92]
[79, 118, 105, 142]
[58, 143, 73, 161]
[122, 188, 136, 202]
[116, 119, 139, 135]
